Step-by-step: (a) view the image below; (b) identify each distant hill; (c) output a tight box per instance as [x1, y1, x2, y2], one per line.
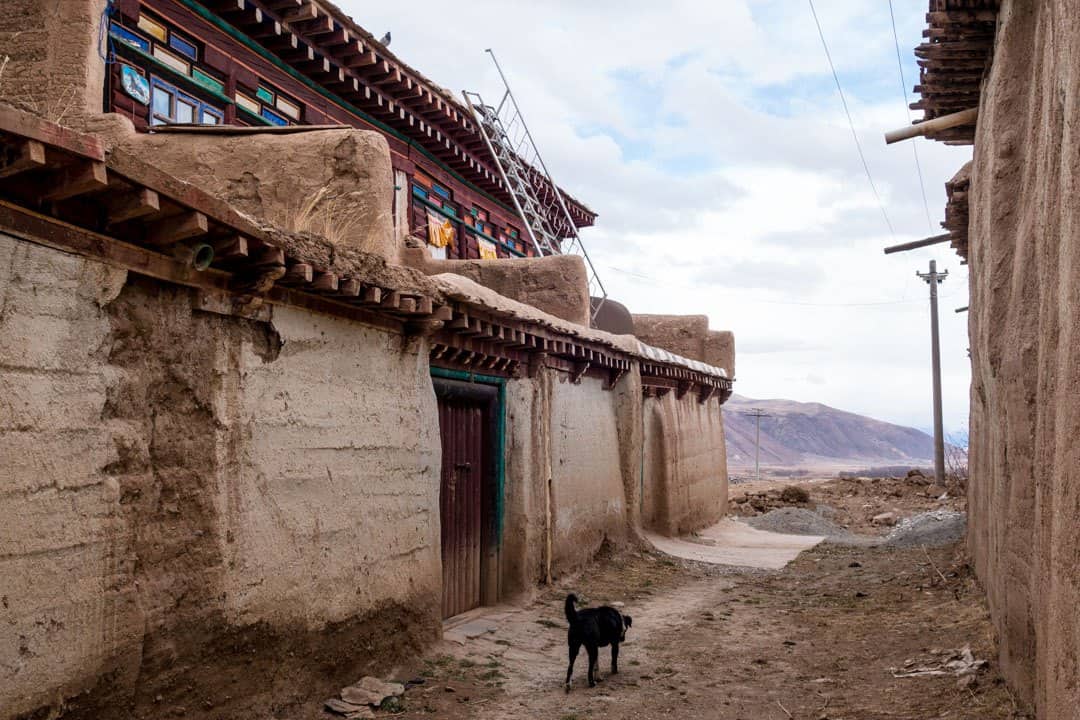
[724, 394, 935, 471]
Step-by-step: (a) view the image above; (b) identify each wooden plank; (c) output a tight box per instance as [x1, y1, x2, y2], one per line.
[145, 211, 209, 246]
[380, 289, 401, 310]
[148, 124, 350, 135]
[0, 139, 46, 179]
[212, 234, 249, 259]
[0, 105, 106, 161]
[336, 277, 361, 297]
[360, 286, 382, 305]
[311, 271, 339, 292]
[105, 187, 160, 223]
[281, 1, 317, 22]
[43, 161, 108, 201]
[282, 262, 314, 284]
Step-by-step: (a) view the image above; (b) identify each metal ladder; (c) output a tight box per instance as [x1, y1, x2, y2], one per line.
[462, 50, 607, 323]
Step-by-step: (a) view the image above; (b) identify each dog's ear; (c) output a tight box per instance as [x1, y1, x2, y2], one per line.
[623, 615, 632, 629]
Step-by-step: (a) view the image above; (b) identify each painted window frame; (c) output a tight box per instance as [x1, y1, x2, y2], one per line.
[150, 76, 224, 126]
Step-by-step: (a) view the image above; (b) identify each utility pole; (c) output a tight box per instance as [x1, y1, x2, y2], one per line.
[917, 260, 948, 485]
[745, 408, 770, 481]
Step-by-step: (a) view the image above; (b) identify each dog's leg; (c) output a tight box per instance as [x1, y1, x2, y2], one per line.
[565, 638, 580, 692]
[587, 645, 599, 687]
[611, 641, 619, 675]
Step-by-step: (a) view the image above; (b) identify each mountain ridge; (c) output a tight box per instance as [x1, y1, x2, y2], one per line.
[723, 394, 935, 471]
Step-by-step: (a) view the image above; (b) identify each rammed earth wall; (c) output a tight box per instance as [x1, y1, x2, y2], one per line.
[966, 2, 1080, 717]
[0, 230, 731, 719]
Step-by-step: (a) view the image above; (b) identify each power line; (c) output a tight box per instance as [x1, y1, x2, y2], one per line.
[888, 0, 935, 233]
[605, 265, 968, 308]
[807, 0, 895, 237]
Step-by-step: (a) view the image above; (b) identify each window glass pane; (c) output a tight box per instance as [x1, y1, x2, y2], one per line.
[175, 99, 195, 124]
[150, 115, 166, 126]
[201, 108, 222, 125]
[168, 34, 198, 61]
[151, 85, 172, 118]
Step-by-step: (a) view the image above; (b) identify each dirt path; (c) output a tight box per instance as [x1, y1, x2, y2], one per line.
[310, 478, 1028, 720]
[376, 543, 1030, 720]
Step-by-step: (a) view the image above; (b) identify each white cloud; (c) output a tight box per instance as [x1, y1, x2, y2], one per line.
[342, 0, 973, 430]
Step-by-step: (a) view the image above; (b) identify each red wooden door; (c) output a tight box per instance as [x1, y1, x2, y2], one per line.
[438, 398, 486, 618]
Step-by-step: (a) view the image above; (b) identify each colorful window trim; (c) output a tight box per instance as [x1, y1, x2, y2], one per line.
[150, 77, 223, 126]
[413, 191, 524, 258]
[110, 23, 150, 53]
[137, 13, 199, 62]
[241, 81, 302, 123]
[114, 14, 305, 128]
[111, 18, 229, 110]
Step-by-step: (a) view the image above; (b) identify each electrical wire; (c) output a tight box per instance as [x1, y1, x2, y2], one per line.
[888, 0, 935, 233]
[807, 0, 895, 238]
[606, 265, 968, 308]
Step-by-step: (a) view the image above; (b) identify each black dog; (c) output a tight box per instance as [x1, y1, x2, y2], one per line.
[564, 593, 632, 691]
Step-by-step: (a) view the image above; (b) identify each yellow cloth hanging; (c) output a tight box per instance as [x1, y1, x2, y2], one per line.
[478, 238, 498, 260]
[426, 210, 454, 249]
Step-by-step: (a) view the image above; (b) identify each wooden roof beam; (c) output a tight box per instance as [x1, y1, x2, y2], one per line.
[105, 187, 160, 224]
[0, 139, 46, 179]
[43, 160, 108, 201]
[145, 210, 208, 247]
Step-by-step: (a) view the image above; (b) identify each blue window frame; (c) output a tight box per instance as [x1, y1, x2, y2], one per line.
[109, 23, 151, 52]
[260, 107, 288, 126]
[150, 77, 222, 126]
[168, 34, 198, 61]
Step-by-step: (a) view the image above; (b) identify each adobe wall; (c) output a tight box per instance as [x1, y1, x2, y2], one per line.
[402, 247, 591, 326]
[642, 393, 729, 536]
[632, 313, 735, 378]
[0, 232, 441, 719]
[548, 374, 629, 569]
[90, 116, 399, 261]
[966, 2, 1080, 717]
[0, 0, 107, 121]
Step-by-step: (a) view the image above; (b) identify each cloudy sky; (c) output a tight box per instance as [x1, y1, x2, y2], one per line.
[343, 0, 973, 432]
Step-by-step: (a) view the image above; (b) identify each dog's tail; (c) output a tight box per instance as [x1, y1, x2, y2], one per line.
[564, 594, 578, 624]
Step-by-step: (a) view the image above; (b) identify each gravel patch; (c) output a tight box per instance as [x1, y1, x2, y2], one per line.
[744, 507, 871, 545]
[884, 510, 967, 548]
[746, 507, 966, 549]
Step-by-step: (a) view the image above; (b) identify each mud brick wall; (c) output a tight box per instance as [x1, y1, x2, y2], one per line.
[632, 314, 735, 379]
[0, 232, 441, 720]
[642, 393, 729, 536]
[0, 0, 108, 120]
[966, 2, 1080, 717]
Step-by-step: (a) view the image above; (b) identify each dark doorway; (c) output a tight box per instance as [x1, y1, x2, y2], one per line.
[434, 377, 498, 619]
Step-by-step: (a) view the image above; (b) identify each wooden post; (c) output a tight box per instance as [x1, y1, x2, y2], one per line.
[885, 108, 978, 145]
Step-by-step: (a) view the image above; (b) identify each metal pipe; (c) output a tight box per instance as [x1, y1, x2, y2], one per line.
[173, 242, 214, 271]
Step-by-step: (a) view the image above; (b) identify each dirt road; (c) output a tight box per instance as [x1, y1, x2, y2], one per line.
[314, 478, 1028, 720]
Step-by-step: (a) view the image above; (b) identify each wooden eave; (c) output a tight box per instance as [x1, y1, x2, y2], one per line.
[909, 0, 1000, 145]
[942, 161, 971, 260]
[196, 0, 598, 228]
[0, 106, 726, 401]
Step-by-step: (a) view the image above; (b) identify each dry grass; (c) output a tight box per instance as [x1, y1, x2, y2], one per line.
[283, 186, 389, 253]
[0, 50, 83, 125]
